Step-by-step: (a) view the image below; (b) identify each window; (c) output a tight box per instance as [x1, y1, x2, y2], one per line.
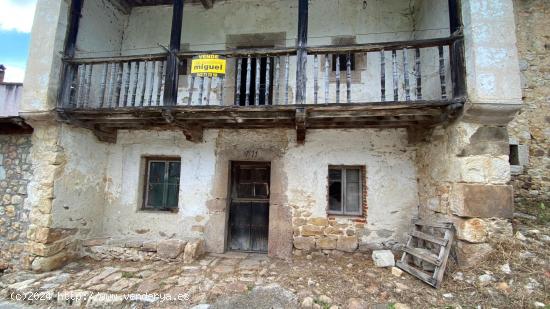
[509, 144, 520, 165]
[332, 54, 356, 72]
[143, 157, 181, 212]
[328, 166, 363, 216]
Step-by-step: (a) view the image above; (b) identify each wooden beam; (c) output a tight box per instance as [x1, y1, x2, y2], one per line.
[200, 0, 213, 9]
[58, 0, 84, 108]
[295, 0, 308, 105]
[448, 0, 467, 98]
[93, 126, 118, 143]
[295, 107, 306, 144]
[163, 0, 185, 106]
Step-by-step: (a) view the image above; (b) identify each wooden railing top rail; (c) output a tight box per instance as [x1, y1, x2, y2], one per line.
[64, 53, 168, 64]
[306, 35, 459, 54]
[177, 47, 298, 58]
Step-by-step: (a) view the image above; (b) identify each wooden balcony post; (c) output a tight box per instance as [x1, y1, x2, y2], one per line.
[163, 0, 185, 106]
[448, 0, 466, 98]
[58, 0, 84, 108]
[295, 0, 308, 105]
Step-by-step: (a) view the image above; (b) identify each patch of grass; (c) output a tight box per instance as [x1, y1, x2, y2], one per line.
[387, 304, 396, 309]
[314, 299, 331, 309]
[121, 271, 134, 278]
[515, 200, 550, 225]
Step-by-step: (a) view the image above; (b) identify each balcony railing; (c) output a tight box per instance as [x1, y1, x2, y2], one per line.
[59, 36, 460, 109]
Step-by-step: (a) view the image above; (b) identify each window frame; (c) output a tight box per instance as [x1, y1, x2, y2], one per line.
[327, 165, 364, 216]
[142, 156, 181, 212]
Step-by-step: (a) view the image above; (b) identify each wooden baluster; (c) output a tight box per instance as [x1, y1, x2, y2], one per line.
[131, 62, 140, 107]
[156, 61, 165, 106]
[236, 58, 242, 106]
[219, 76, 225, 105]
[313, 54, 319, 104]
[76, 64, 85, 108]
[205, 77, 211, 105]
[415, 48, 422, 100]
[84, 64, 93, 107]
[273, 57, 280, 105]
[346, 53, 352, 103]
[284, 55, 290, 105]
[99, 63, 108, 108]
[255, 57, 261, 105]
[123, 62, 132, 107]
[335, 55, 340, 103]
[108, 63, 117, 107]
[265, 57, 271, 105]
[114, 62, 123, 107]
[380, 51, 386, 102]
[245, 56, 252, 106]
[439, 46, 447, 99]
[188, 75, 195, 105]
[198, 76, 205, 105]
[392, 50, 398, 101]
[68, 69, 78, 107]
[403, 48, 411, 101]
[147, 61, 155, 106]
[139, 61, 148, 106]
[324, 54, 329, 103]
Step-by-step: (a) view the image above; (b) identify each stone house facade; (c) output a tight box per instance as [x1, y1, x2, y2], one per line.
[0, 0, 528, 272]
[508, 0, 550, 208]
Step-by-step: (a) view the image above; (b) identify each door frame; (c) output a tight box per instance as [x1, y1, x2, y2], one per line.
[226, 160, 271, 253]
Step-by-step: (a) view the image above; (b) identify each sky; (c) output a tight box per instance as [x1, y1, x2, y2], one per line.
[0, 0, 37, 83]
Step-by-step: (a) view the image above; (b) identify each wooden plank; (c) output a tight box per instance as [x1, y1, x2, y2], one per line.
[380, 51, 386, 102]
[219, 77, 225, 106]
[139, 61, 148, 106]
[147, 61, 155, 105]
[413, 219, 454, 229]
[273, 56, 280, 105]
[255, 57, 261, 105]
[396, 261, 437, 287]
[335, 55, 341, 103]
[236, 57, 242, 106]
[131, 62, 140, 107]
[99, 64, 109, 108]
[284, 55, 290, 105]
[205, 77, 211, 106]
[84, 64, 93, 107]
[295, 0, 308, 105]
[392, 50, 398, 101]
[346, 53, 352, 103]
[313, 54, 319, 104]
[114, 62, 123, 107]
[156, 61, 165, 106]
[324, 54, 329, 103]
[265, 57, 271, 105]
[198, 76, 205, 105]
[410, 230, 447, 246]
[415, 48, 422, 100]
[188, 75, 195, 105]
[245, 56, 252, 106]
[439, 46, 447, 100]
[401, 246, 441, 266]
[433, 228, 454, 288]
[403, 48, 410, 101]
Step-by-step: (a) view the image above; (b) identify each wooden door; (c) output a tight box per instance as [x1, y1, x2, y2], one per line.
[228, 162, 270, 253]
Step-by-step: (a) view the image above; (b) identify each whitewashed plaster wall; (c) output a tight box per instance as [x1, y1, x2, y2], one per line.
[94, 128, 418, 249]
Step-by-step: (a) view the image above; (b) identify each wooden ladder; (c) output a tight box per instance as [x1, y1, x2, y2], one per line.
[396, 218, 455, 288]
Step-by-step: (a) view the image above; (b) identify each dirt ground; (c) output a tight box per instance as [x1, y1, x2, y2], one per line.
[0, 217, 548, 309]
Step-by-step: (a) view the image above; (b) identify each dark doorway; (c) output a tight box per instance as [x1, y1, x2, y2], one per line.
[228, 161, 270, 253]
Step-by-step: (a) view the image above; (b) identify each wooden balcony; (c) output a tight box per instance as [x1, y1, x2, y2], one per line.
[58, 36, 465, 143]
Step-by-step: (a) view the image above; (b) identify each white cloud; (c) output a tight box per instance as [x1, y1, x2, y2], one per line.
[0, 0, 37, 33]
[2, 64, 26, 83]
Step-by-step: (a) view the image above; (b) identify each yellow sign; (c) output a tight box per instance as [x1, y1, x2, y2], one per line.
[191, 55, 226, 77]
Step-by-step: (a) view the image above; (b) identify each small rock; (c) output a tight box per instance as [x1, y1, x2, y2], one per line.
[319, 295, 332, 304]
[346, 298, 368, 309]
[371, 250, 395, 267]
[302, 296, 314, 308]
[533, 302, 545, 308]
[391, 267, 403, 277]
[515, 231, 527, 241]
[478, 274, 494, 283]
[525, 278, 541, 293]
[519, 251, 536, 259]
[496, 282, 510, 292]
[442, 293, 453, 298]
[500, 263, 511, 274]
[307, 278, 315, 286]
[394, 282, 409, 290]
[452, 272, 464, 281]
[394, 303, 411, 309]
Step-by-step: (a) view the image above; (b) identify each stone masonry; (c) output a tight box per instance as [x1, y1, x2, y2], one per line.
[508, 0, 550, 207]
[0, 134, 32, 271]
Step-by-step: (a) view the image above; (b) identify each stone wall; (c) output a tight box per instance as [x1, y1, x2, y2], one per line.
[0, 134, 32, 271]
[508, 0, 550, 207]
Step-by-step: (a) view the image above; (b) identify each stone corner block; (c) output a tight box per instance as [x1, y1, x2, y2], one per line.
[293, 236, 316, 251]
[450, 183, 513, 218]
[31, 250, 72, 272]
[454, 241, 493, 268]
[157, 239, 187, 259]
[183, 239, 205, 263]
